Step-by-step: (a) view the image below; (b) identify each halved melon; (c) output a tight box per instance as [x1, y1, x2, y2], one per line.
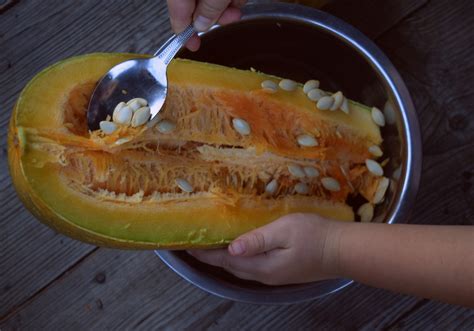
[8, 53, 385, 249]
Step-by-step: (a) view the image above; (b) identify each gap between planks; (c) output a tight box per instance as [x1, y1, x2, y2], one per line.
[0, 247, 100, 322]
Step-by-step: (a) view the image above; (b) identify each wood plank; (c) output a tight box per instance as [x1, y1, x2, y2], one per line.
[0, 248, 426, 330]
[323, 0, 429, 39]
[1, 0, 473, 328]
[0, 0, 172, 318]
[375, 0, 474, 227]
[0, 175, 96, 318]
[383, 301, 474, 330]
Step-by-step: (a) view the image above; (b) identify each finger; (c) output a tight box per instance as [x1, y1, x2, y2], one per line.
[193, 0, 231, 32]
[217, 6, 242, 25]
[229, 218, 290, 257]
[167, 0, 195, 33]
[188, 248, 271, 274]
[231, 0, 247, 8]
[185, 34, 201, 51]
[187, 248, 229, 268]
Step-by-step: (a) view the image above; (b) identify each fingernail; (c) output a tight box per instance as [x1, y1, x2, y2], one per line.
[229, 240, 245, 255]
[194, 16, 212, 32]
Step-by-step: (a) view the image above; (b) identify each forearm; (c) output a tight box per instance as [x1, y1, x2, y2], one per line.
[329, 222, 474, 307]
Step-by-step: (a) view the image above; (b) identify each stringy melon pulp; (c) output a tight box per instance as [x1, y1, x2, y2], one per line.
[10, 54, 384, 248]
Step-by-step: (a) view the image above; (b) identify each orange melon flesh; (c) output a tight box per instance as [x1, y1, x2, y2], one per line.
[8, 53, 383, 249]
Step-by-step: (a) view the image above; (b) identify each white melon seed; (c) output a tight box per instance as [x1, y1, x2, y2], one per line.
[176, 178, 193, 193]
[321, 177, 341, 192]
[371, 107, 386, 127]
[383, 101, 396, 125]
[317, 96, 335, 110]
[358, 203, 374, 222]
[113, 105, 133, 125]
[288, 164, 306, 178]
[340, 97, 350, 114]
[232, 118, 251, 136]
[261, 80, 278, 93]
[303, 80, 320, 93]
[373, 177, 390, 204]
[368, 145, 383, 157]
[330, 91, 344, 111]
[99, 121, 118, 135]
[279, 79, 297, 91]
[366, 159, 384, 177]
[157, 120, 176, 134]
[303, 166, 320, 178]
[265, 179, 278, 195]
[307, 88, 326, 101]
[131, 106, 151, 127]
[297, 134, 318, 147]
[295, 182, 310, 195]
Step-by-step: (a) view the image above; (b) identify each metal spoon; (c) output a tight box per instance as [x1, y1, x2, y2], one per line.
[87, 25, 196, 130]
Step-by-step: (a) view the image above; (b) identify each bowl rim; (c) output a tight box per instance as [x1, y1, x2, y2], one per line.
[156, 2, 422, 304]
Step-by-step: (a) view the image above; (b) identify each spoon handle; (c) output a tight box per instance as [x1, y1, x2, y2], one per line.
[155, 25, 196, 65]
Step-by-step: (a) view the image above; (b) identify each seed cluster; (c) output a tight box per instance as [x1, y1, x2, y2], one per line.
[100, 98, 151, 135]
[286, 163, 341, 194]
[99, 98, 178, 139]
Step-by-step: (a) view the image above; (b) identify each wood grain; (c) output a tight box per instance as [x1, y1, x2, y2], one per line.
[323, 0, 429, 39]
[377, 0, 474, 227]
[0, 249, 434, 330]
[0, 0, 171, 319]
[0, 0, 473, 328]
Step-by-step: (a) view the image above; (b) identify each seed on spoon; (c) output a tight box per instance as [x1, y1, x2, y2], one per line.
[99, 121, 118, 135]
[157, 119, 176, 134]
[303, 80, 320, 93]
[127, 98, 148, 112]
[317, 96, 335, 110]
[371, 107, 386, 127]
[321, 177, 341, 192]
[113, 105, 133, 125]
[358, 203, 374, 222]
[295, 182, 310, 195]
[176, 178, 193, 193]
[232, 118, 251, 136]
[279, 79, 297, 91]
[368, 145, 383, 157]
[265, 179, 278, 195]
[330, 91, 344, 111]
[366, 159, 384, 177]
[297, 134, 318, 147]
[303, 166, 319, 178]
[113, 102, 126, 114]
[307, 88, 326, 101]
[131, 106, 151, 127]
[288, 164, 306, 178]
[261, 80, 278, 93]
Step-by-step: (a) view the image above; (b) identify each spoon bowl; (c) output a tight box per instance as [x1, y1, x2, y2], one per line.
[87, 26, 195, 130]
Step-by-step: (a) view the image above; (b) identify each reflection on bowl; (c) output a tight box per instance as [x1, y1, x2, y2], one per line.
[156, 3, 421, 304]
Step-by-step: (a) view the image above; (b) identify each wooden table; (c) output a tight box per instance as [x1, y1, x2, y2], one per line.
[1, 0, 473, 329]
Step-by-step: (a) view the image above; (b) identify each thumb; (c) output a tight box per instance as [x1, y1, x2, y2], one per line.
[193, 0, 231, 32]
[228, 220, 289, 257]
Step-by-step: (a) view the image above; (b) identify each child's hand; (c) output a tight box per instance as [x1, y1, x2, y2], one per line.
[188, 213, 341, 285]
[167, 0, 247, 51]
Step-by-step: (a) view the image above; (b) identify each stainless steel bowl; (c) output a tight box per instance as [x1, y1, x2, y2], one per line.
[156, 2, 422, 304]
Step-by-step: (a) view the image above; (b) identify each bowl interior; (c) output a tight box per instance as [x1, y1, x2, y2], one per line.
[157, 8, 410, 304]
